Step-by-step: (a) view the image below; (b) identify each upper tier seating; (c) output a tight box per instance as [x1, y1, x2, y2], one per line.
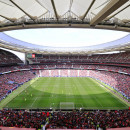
[27, 52, 130, 64]
[0, 49, 23, 65]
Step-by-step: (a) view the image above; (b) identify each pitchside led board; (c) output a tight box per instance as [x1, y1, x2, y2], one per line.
[27, 53, 35, 58]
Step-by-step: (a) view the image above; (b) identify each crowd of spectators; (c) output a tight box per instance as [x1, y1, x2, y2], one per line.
[0, 109, 129, 129]
[0, 71, 36, 100]
[0, 49, 23, 65]
[0, 75, 15, 99]
[0, 109, 47, 129]
[46, 110, 130, 129]
[60, 70, 69, 77]
[28, 52, 130, 64]
[90, 70, 130, 98]
[0, 64, 129, 74]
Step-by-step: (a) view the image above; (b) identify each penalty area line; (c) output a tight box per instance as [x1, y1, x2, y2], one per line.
[31, 97, 38, 107]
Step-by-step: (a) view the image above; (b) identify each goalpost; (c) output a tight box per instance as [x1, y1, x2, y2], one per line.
[60, 102, 75, 109]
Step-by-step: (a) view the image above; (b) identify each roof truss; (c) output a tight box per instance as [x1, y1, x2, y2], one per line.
[10, 0, 36, 22]
[81, 0, 96, 21]
[51, 0, 59, 21]
[0, 0, 129, 32]
[90, 0, 129, 26]
[0, 15, 15, 22]
[105, 4, 130, 21]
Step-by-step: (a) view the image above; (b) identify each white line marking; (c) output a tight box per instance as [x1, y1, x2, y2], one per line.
[31, 97, 38, 107]
[93, 79, 128, 107]
[100, 84, 104, 87]
[94, 97, 103, 107]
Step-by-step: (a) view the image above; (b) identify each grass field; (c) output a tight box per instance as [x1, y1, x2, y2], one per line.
[1, 77, 129, 110]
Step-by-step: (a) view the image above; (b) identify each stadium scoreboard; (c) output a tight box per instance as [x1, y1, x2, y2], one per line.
[26, 53, 43, 58]
[27, 53, 35, 58]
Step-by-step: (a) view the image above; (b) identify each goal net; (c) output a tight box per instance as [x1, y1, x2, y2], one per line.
[60, 102, 75, 109]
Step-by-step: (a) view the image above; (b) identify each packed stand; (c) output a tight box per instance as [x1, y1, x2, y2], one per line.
[0, 109, 48, 129]
[0, 71, 36, 100]
[27, 52, 130, 64]
[90, 70, 130, 98]
[46, 110, 130, 129]
[0, 65, 129, 74]
[0, 49, 23, 65]
[0, 109, 129, 129]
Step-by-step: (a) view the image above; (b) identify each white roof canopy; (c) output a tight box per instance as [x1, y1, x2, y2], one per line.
[0, 0, 129, 32]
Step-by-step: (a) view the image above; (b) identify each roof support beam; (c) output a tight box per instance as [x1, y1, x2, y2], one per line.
[10, 0, 36, 22]
[0, 15, 15, 22]
[105, 4, 130, 21]
[81, 0, 96, 21]
[71, 11, 80, 19]
[35, 0, 48, 11]
[38, 11, 49, 19]
[0, 23, 130, 32]
[51, 0, 59, 21]
[90, 0, 129, 26]
[0, 0, 14, 7]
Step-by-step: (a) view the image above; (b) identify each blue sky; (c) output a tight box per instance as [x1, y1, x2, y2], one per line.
[3, 28, 129, 61]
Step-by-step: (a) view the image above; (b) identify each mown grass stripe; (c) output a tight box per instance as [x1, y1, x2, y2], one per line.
[0, 77, 129, 110]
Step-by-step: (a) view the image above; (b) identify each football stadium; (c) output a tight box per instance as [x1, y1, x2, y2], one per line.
[0, 0, 130, 130]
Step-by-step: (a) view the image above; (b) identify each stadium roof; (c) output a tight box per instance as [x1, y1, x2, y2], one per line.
[0, 0, 130, 32]
[0, 0, 130, 54]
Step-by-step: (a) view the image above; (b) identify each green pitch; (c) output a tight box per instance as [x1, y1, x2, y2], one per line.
[1, 77, 129, 110]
